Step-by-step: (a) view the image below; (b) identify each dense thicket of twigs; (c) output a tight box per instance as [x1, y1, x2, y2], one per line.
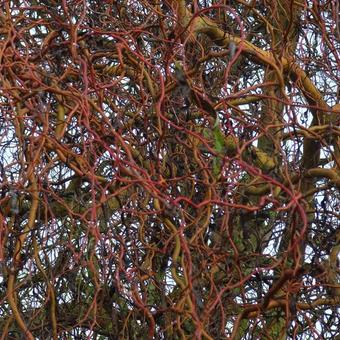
[0, 0, 339, 338]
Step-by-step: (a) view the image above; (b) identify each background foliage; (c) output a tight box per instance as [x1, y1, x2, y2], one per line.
[0, 0, 339, 338]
